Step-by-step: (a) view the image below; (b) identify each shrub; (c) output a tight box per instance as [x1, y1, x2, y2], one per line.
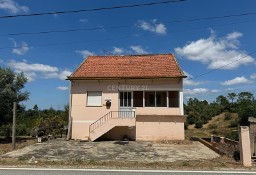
[225, 131, 239, 141]
[0, 124, 11, 137]
[195, 120, 203, 128]
[229, 119, 239, 128]
[224, 112, 232, 120]
[208, 124, 218, 129]
[211, 129, 219, 135]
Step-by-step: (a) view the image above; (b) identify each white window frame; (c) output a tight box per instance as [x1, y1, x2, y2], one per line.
[87, 91, 102, 107]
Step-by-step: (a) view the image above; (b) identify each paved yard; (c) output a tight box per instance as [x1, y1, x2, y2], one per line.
[2, 139, 219, 162]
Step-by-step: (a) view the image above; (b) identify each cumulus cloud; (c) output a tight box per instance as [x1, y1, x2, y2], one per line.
[112, 47, 124, 55]
[183, 71, 203, 86]
[175, 31, 254, 70]
[130, 45, 148, 54]
[76, 50, 94, 58]
[184, 88, 219, 95]
[250, 73, 256, 79]
[8, 60, 71, 81]
[137, 19, 167, 35]
[0, 0, 29, 14]
[221, 76, 251, 86]
[57, 86, 69, 91]
[10, 39, 30, 55]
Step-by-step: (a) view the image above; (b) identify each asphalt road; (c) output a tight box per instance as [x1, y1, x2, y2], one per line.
[0, 168, 256, 175]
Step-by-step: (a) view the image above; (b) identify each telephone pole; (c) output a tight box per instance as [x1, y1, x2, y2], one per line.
[12, 102, 17, 150]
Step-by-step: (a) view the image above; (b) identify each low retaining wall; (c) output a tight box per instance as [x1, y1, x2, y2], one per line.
[191, 135, 239, 159]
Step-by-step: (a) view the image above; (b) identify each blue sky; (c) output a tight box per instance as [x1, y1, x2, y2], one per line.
[0, 0, 256, 109]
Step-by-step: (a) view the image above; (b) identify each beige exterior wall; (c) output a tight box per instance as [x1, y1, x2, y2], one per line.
[136, 115, 186, 141]
[100, 126, 136, 140]
[70, 78, 185, 140]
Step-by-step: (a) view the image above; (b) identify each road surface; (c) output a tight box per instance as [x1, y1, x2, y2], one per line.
[0, 168, 256, 175]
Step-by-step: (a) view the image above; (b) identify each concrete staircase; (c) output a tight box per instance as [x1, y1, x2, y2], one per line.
[89, 111, 135, 141]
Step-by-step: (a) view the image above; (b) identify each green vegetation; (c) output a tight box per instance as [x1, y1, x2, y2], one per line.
[0, 67, 68, 137]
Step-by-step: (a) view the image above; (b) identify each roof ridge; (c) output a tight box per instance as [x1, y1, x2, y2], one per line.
[87, 53, 172, 57]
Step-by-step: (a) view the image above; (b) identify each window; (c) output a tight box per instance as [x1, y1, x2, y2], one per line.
[169, 91, 179, 107]
[133, 91, 143, 107]
[156, 91, 167, 107]
[87, 91, 102, 106]
[145, 91, 155, 107]
[120, 92, 131, 107]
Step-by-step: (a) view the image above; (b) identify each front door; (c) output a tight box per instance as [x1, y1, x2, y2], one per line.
[119, 92, 133, 118]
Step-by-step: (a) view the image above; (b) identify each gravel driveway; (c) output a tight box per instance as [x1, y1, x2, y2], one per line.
[2, 139, 219, 162]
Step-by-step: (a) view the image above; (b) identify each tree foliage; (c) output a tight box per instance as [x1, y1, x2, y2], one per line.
[0, 67, 29, 125]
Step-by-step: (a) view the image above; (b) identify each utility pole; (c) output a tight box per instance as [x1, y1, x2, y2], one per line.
[12, 102, 17, 150]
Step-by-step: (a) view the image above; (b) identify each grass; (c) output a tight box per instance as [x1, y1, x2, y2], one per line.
[186, 113, 239, 140]
[0, 156, 251, 170]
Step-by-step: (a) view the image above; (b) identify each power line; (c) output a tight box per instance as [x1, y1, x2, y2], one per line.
[188, 50, 256, 80]
[2, 13, 256, 37]
[0, 0, 187, 19]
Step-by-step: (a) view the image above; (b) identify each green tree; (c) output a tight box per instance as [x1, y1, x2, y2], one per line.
[0, 67, 29, 126]
[227, 93, 237, 104]
[216, 95, 230, 111]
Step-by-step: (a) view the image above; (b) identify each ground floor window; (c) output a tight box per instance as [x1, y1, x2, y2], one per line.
[120, 92, 131, 107]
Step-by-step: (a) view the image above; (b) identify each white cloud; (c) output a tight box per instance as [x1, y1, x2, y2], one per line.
[76, 50, 94, 58]
[183, 71, 203, 86]
[250, 73, 256, 79]
[112, 47, 124, 55]
[79, 18, 88, 23]
[221, 76, 250, 86]
[11, 41, 30, 55]
[137, 19, 167, 35]
[175, 31, 254, 70]
[130, 45, 148, 54]
[184, 88, 219, 95]
[184, 88, 209, 95]
[0, 0, 29, 14]
[8, 60, 71, 81]
[57, 86, 69, 91]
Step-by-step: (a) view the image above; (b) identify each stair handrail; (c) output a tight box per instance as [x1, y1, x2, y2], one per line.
[89, 111, 135, 133]
[89, 111, 113, 133]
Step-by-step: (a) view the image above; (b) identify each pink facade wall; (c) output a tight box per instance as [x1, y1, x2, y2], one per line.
[136, 115, 186, 141]
[70, 78, 185, 140]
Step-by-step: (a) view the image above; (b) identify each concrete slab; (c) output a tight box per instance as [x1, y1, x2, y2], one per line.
[2, 139, 219, 162]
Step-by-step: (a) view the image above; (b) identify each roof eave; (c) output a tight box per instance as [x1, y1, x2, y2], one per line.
[66, 76, 187, 81]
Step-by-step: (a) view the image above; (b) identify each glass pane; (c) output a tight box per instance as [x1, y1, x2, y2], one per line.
[133, 91, 143, 107]
[124, 92, 127, 106]
[128, 92, 131, 107]
[169, 91, 179, 107]
[145, 91, 155, 107]
[156, 92, 167, 107]
[120, 92, 123, 107]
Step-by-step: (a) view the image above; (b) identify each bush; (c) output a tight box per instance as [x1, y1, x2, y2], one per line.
[208, 124, 218, 129]
[16, 124, 29, 136]
[195, 120, 203, 128]
[0, 124, 11, 137]
[211, 129, 219, 135]
[225, 131, 239, 141]
[229, 119, 239, 128]
[224, 112, 232, 120]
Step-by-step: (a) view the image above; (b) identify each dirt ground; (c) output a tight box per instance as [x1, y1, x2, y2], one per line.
[2, 139, 219, 163]
[0, 137, 37, 155]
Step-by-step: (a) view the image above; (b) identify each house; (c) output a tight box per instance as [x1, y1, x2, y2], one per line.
[67, 54, 187, 141]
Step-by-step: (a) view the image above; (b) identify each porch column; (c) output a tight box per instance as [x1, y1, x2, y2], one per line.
[180, 91, 184, 115]
[239, 126, 252, 167]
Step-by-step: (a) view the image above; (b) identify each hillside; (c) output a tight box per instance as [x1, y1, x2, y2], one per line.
[186, 112, 239, 140]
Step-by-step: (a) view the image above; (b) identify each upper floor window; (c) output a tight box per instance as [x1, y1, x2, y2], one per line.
[87, 91, 102, 106]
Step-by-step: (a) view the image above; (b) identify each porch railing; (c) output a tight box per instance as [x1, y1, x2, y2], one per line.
[89, 111, 135, 133]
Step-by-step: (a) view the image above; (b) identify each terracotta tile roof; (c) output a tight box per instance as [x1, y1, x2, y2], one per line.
[68, 54, 186, 80]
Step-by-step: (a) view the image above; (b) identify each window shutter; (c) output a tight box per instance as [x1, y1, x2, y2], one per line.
[87, 91, 102, 106]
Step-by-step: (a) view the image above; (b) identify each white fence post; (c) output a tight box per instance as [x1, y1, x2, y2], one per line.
[239, 126, 252, 167]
